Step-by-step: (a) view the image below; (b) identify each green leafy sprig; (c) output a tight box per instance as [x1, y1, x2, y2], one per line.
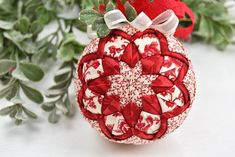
[182, 0, 235, 49]
[79, 1, 137, 37]
[0, 0, 84, 124]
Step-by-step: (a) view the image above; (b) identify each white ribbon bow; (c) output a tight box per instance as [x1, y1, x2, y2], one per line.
[87, 9, 179, 39]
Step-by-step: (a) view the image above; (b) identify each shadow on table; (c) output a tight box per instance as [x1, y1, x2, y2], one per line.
[78, 132, 184, 157]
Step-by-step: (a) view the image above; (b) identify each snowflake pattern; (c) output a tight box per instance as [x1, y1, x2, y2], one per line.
[107, 61, 158, 107]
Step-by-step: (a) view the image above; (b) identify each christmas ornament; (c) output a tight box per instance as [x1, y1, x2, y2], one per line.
[116, 0, 195, 40]
[76, 1, 196, 145]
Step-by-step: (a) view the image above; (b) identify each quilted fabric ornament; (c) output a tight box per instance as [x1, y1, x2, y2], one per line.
[76, 1, 196, 145]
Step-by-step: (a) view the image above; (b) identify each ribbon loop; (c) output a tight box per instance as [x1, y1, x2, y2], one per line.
[130, 12, 152, 32]
[104, 10, 128, 29]
[88, 9, 179, 39]
[104, 9, 179, 35]
[151, 10, 179, 35]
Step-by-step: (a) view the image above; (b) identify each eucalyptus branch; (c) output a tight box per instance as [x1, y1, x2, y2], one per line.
[182, 0, 235, 49]
[0, 0, 83, 124]
[42, 60, 77, 123]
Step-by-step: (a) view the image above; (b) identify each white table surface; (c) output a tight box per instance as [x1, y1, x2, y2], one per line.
[0, 30, 235, 157]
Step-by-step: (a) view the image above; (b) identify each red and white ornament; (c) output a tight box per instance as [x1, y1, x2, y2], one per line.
[76, 7, 196, 145]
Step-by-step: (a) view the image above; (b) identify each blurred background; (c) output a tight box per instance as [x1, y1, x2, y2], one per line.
[0, 0, 235, 157]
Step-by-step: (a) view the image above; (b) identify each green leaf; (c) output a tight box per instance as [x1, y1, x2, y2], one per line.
[54, 73, 70, 83]
[22, 107, 38, 119]
[122, 0, 127, 4]
[61, 34, 77, 45]
[19, 62, 44, 82]
[79, 9, 103, 25]
[36, 7, 52, 25]
[0, 105, 15, 116]
[0, 32, 3, 52]
[49, 79, 70, 91]
[3, 31, 32, 51]
[6, 84, 19, 101]
[41, 103, 55, 112]
[3, 31, 32, 42]
[125, 2, 137, 22]
[9, 108, 17, 118]
[32, 49, 49, 64]
[0, 85, 12, 98]
[30, 21, 43, 35]
[54, 67, 71, 83]
[12, 66, 30, 82]
[0, 20, 14, 30]
[48, 109, 60, 123]
[106, 2, 115, 12]
[57, 44, 75, 62]
[92, 17, 105, 31]
[73, 19, 87, 32]
[94, 0, 99, 9]
[0, 79, 17, 98]
[57, 34, 84, 61]
[197, 16, 214, 40]
[20, 83, 44, 104]
[218, 24, 234, 42]
[23, 42, 38, 54]
[14, 16, 30, 34]
[15, 106, 26, 121]
[64, 95, 71, 114]
[0, 59, 16, 75]
[99, 0, 104, 4]
[15, 119, 23, 125]
[97, 24, 111, 38]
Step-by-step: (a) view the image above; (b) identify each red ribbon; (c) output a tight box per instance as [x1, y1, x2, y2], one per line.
[116, 0, 195, 40]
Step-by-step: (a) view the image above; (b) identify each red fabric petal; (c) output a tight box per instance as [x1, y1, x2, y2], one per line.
[151, 75, 174, 93]
[142, 95, 162, 115]
[141, 55, 164, 74]
[122, 103, 141, 127]
[102, 96, 121, 115]
[121, 43, 140, 68]
[88, 77, 111, 95]
[102, 57, 120, 76]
